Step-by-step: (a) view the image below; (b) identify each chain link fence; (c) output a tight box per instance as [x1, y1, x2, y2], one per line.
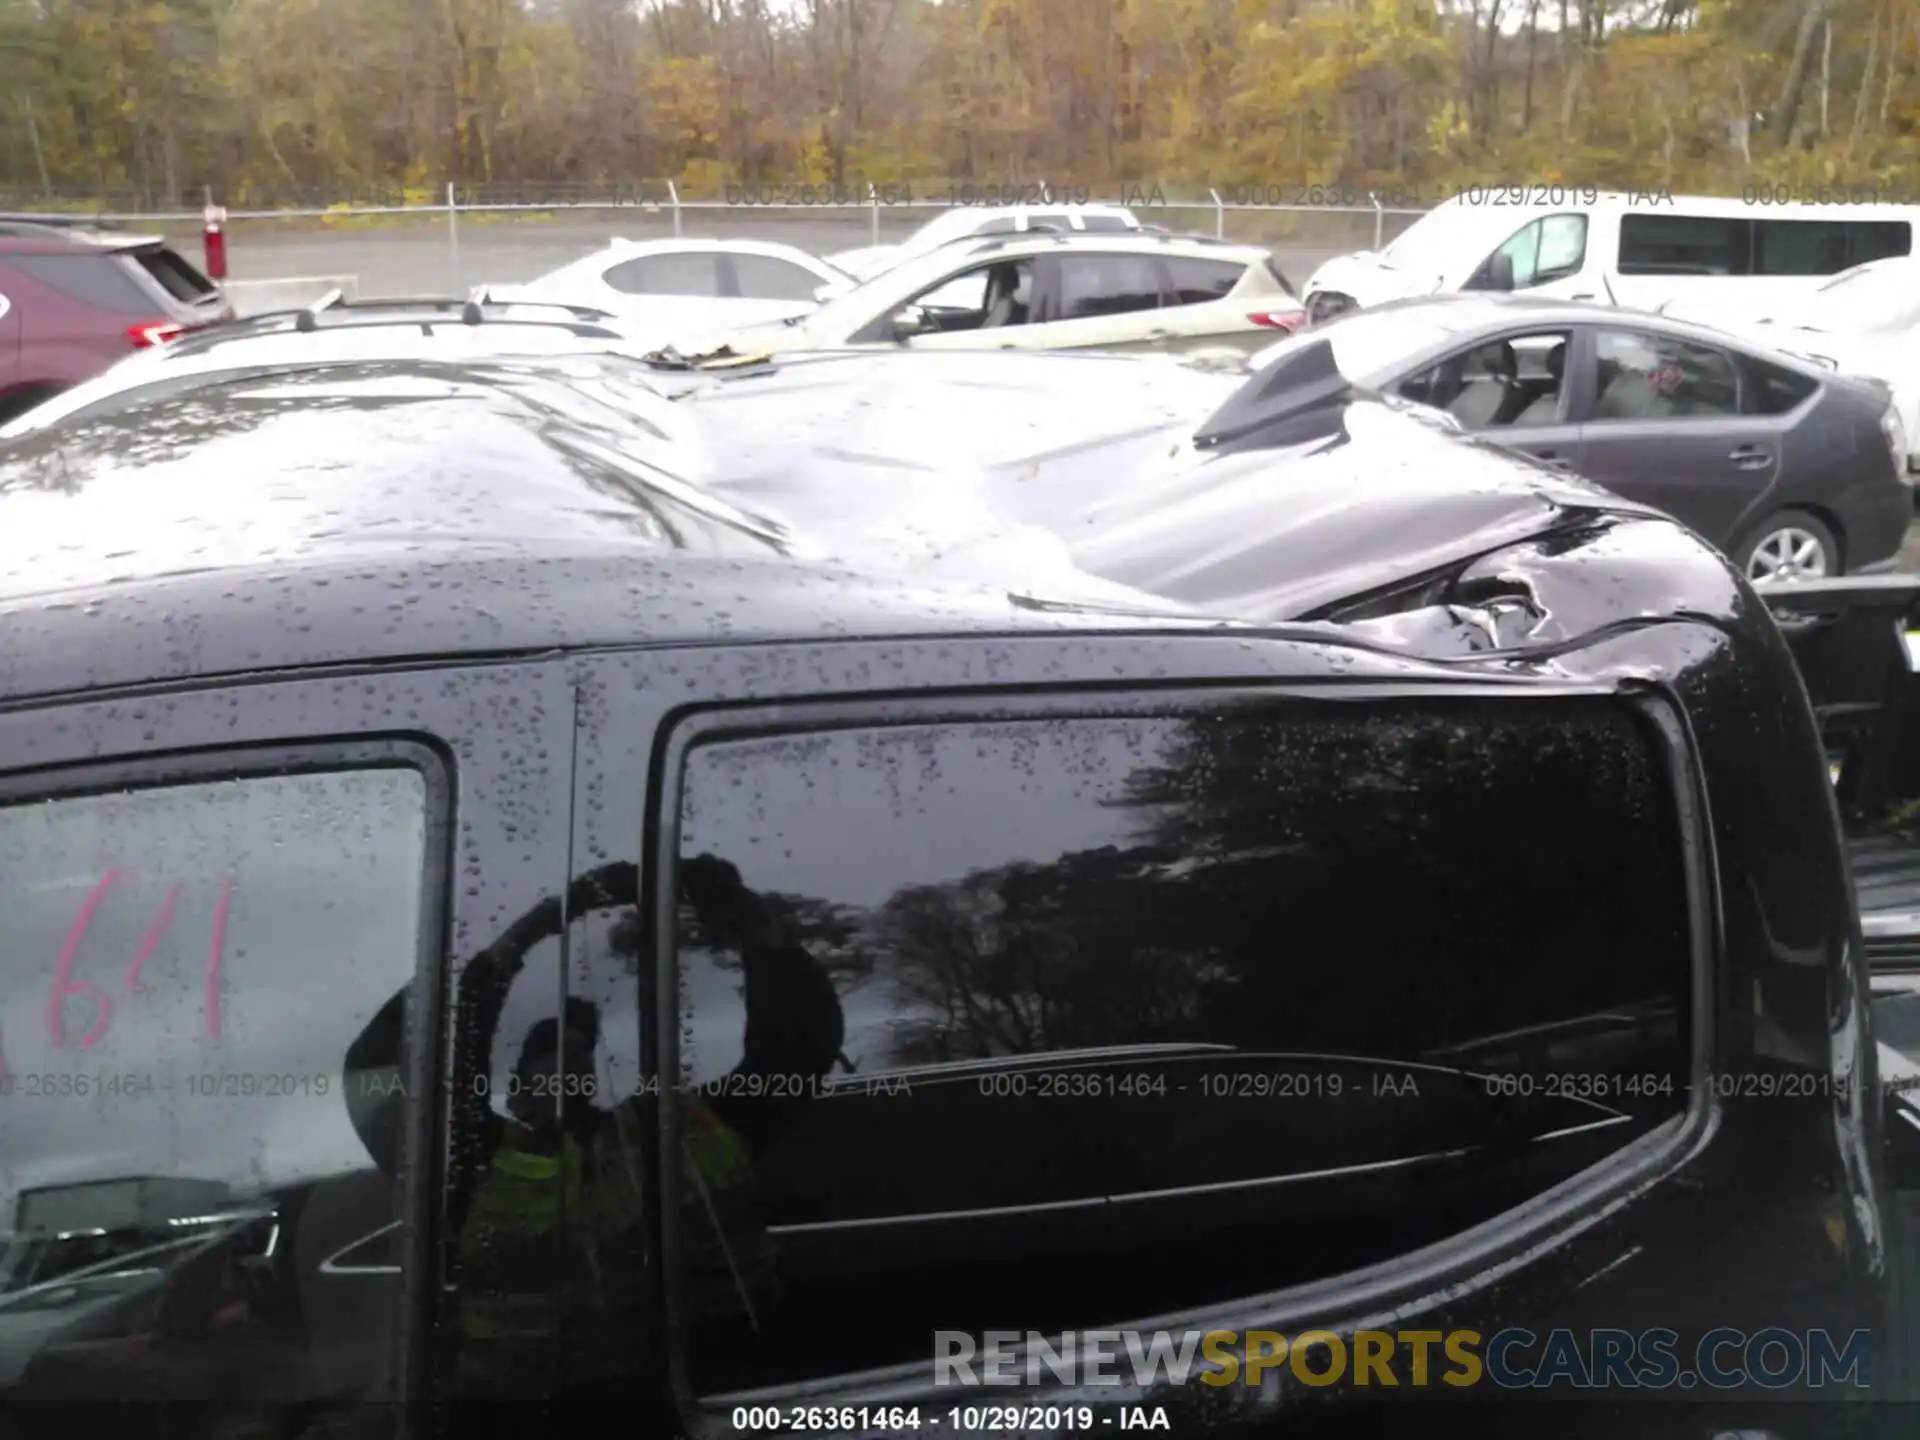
[1, 183, 1430, 297]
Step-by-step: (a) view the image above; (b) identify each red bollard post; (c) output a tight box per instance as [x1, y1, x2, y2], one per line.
[202, 203, 228, 281]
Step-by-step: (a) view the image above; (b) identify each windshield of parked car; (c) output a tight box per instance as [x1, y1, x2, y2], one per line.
[1379, 202, 1553, 283]
[793, 245, 982, 334]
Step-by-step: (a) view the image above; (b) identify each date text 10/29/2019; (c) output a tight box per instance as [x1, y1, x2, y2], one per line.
[727, 1405, 1172, 1433]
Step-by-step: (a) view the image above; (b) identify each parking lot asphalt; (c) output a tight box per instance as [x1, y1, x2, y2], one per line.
[162, 208, 1379, 298]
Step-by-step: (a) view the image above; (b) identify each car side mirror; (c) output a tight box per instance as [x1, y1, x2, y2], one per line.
[1488, 251, 1517, 292]
[812, 282, 845, 304]
[890, 304, 930, 342]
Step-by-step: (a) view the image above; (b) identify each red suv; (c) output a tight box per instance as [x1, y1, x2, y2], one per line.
[0, 230, 234, 421]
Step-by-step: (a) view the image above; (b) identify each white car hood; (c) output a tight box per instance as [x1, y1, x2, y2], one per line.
[669, 312, 818, 359]
[1661, 296, 1791, 331]
[1303, 250, 1439, 307]
[1666, 302, 1870, 366]
[1663, 306, 1920, 457]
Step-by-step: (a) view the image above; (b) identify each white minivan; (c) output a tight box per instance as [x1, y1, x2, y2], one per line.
[1301, 191, 1917, 324]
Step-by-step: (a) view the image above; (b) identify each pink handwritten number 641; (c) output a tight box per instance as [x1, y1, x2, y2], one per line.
[44, 867, 234, 1050]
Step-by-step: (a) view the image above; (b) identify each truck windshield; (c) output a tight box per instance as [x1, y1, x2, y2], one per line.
[1381, 203, 1552, 284]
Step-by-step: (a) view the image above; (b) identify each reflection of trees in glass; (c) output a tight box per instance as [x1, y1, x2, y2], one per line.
[873, 846, 1209, 1065]
[682, 892, 877, 993]
[842, 706, 1685, 1072]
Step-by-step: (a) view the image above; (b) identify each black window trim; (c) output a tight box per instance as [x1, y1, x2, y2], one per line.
[650, 680, 1716, 1424]
[0, 736, 454, 1425]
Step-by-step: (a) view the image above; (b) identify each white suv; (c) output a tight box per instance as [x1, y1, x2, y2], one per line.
[0, 293, 668, 439]
[826, 203, 1144, 283]
[674, 234, 1303, 363]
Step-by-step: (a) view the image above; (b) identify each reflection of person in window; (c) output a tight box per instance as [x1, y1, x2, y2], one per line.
[680, 853, 850, 1150]
[340, 855, 845, 1401]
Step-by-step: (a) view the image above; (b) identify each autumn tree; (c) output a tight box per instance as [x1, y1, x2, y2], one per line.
[1, 0, 1916, 205]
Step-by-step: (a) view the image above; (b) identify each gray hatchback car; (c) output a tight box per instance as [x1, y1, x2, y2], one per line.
[1264, 295, 1914, 583]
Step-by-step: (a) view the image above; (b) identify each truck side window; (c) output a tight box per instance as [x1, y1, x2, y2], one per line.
[666, 696, 1694, 1399]
[0, 766, 432, 1423]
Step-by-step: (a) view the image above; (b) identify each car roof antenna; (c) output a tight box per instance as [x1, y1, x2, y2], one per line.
[1192, 336, 1354, 450]
[1601, 273, 1620, 307]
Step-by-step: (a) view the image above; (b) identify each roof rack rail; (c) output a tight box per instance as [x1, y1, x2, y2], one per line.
[964, 232, 1098, 256]
[271, 290, 616, 331]
[965, 229, 1243, 258]
[293, 287, 349, 331]
[331, 294, 466, 309]
[462, 285, 615, 323]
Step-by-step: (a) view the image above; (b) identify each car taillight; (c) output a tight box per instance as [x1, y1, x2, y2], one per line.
[1881, 404, 1912, 484]
[127, 321, 184, 348]
[1249, 309, 1305, 332]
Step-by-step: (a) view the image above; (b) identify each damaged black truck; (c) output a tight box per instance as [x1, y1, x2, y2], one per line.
[0, 339, 1915, 1440]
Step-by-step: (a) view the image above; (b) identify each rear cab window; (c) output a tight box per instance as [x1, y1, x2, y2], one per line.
[664, 691, 1696, 1398]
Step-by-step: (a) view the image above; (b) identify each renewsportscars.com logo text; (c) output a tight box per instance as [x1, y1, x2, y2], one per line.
[933, 1328, 1873, 1391]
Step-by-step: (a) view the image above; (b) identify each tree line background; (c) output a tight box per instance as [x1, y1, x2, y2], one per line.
[0, 0, 1914, 210]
